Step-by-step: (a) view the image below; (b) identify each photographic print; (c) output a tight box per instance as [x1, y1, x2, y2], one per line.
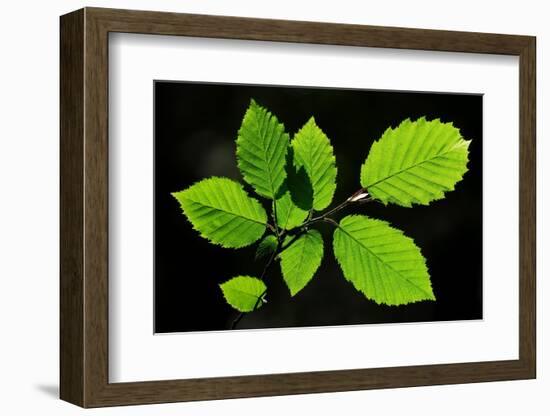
[154, 81, 482, 333]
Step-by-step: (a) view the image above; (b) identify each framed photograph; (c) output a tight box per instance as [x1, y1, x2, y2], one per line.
[60, 7, 536, 408]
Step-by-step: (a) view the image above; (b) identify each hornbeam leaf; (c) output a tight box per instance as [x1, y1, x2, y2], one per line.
[256, 235, 278, 260]
[292, 117, 337, 211]
[333, 215, 435, 306]
[285, 148, 314, 211]
[360, 117, 470, 207]
[172, 177, 267, 248]
[275, 149, 313, 230]
[236, 99, 289, 199]
[280, 229, 324, 296]
[220, 276, 267, 312]
[275, 191, 308, 230]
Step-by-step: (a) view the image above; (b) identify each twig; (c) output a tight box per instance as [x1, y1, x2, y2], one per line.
[303, 189, 372, 228]
[230, 188, 373, 330]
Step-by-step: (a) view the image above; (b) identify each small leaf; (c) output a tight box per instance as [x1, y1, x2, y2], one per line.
[285, 147, 313, 211]
[292, 117, 337, 211]
[275, 190, 309, 230]
[280, 229, 324, 296]
[172, 177, 267, 248]
[333, 215, 435, 306]
[220, 276, 267, 312]
[256, 235, 278, 260]
[236, 99, 289, 199]
[274, 149, 313, 230]
[360, 117, 470, 207]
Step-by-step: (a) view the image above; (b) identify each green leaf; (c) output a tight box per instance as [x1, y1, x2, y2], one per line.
[360, 117, 470, 207]
[172, 177, 267, 248]
[292, 117, 337, 211]
[256, 235, 278, 260]
[280, 229, 324, 296]
[275, 190, 309, 230]
[284, 148, 314, 211]
[236, 99, 289, 199]
[274, 149, 313, 231]
[220, 276, 267, 312]
[333, 215, 435, 306]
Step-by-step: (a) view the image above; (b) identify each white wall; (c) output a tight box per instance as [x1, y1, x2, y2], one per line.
[0, 0, 545, 414]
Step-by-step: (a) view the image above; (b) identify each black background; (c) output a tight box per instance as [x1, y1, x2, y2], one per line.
[154, 81, 483, 333]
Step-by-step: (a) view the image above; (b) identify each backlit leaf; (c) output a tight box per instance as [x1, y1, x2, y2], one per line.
[256, 234, 278, 260]
[360, 117, 470, 207]
[236, 99, 289, 199]
[280, 229, 324, 296]
[172, 177, 267, 248]
[275, 192, 308, 231]
[285, 147, 314, 211]
[220, 276, 267, 312]
[275, 149, 313, 230]
[333, 215, 435, 306]
[292, 117, 337, 211]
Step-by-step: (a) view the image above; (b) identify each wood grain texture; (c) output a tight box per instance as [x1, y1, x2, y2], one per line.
[518, 38, 536, 376]
[59, 8, 84, 406]
[88, 7, 532, 54]
[83, 10, 110, 406]
[59, 7, 537, 408]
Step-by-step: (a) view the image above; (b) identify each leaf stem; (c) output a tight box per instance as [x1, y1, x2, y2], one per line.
[231, 239, 280, 329]
[303, 188, 372, 228]
[322, 217, 340, 227]
[272, 200, 281, 240]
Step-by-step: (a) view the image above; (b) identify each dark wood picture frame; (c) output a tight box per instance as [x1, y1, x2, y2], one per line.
[60, 7, 536, 408]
